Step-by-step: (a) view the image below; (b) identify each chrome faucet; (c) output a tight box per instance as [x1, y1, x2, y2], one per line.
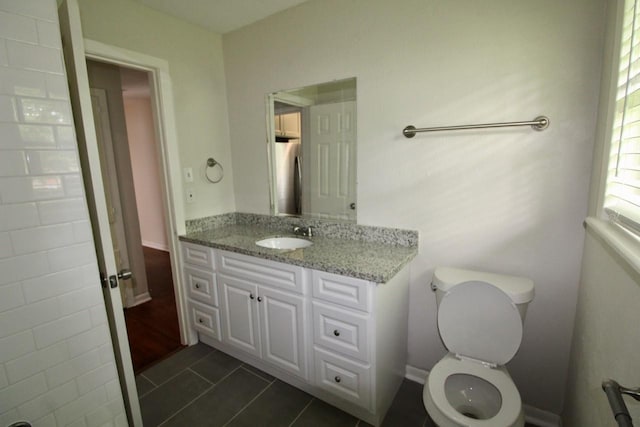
[293, 226, 313, 237]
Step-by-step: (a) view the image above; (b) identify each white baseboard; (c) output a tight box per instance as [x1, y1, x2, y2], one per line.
[142, 240, 169, 252]
[405, 365, 562, 427]
[130, 292, 152, 307]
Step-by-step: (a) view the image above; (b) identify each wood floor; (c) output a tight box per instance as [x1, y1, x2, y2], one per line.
[124, 246, 183, 374]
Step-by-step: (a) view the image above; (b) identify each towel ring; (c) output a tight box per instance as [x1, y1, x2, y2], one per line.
[205, 157, 223, 183]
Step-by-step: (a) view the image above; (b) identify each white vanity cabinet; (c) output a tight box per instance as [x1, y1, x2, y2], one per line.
[179, 241, 410, 427]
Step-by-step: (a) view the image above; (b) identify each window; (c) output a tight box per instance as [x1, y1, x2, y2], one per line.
[605, 0, 640, 232]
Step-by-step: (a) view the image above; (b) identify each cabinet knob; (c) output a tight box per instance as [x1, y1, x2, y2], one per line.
[333, 330, 340, 337]
[250, 293, 255, 300]
[198, 318, 203, 324]
[257, 296, 263, 302]
[195, 283, 200, 289]
[334, 376, 341, 383]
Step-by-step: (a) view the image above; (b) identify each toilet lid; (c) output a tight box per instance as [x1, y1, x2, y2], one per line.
[438, 281, 523, 365]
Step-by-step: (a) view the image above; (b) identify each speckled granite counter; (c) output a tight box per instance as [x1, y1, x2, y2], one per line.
[179, 213, 418, 283]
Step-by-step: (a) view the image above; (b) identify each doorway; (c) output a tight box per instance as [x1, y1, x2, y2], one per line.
[86, 60, 183, 372]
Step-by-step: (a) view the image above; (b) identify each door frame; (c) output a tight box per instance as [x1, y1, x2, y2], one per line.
[82, 39, 192, 345]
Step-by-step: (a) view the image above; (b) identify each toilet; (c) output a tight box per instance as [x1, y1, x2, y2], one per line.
[423, 267, 535, 427]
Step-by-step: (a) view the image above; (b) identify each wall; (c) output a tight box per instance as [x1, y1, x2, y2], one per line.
[223, 0, 606, 414]
[0, 0, 125, 425]
[76, 0, 235, 220]
[124, 95, 169, 251]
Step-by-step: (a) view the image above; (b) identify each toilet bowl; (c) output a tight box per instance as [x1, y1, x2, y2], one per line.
[423, 267, 534, 427]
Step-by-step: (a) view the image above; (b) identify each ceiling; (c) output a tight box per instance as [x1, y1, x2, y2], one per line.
[134, 0, 311, 34]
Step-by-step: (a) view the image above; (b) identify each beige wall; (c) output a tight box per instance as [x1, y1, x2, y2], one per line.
[223, 0, 607, 415]
[124, 95, 169, 251]
[77, 0, 236, 220]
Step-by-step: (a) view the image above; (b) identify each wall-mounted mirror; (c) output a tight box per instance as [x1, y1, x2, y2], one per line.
[267, 78, 357, 222]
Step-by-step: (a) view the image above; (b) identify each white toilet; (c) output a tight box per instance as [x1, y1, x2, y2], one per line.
[423, 267, 535, 427]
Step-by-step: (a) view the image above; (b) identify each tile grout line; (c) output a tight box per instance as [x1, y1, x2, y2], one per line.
[239, 364, 276, 383]
[140, 372, 158, 387]
[140, 348, 216, 391]
[156, 382, 216, 427]
[287, 397, 315, 427]
[220, 380, 275, 427]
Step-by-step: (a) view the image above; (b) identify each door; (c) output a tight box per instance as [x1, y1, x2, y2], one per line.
[58, 1, 142, 425]
[219, 274, 261, 357]
[259, 286, 307, 379]
[308, 101, 357, 221]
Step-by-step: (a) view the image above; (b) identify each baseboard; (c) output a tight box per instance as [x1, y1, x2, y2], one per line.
[405, 365, 562, 427]
[523, 404, 562, 427]
[130, 292, 152, 307]
[142, 240, 169, 252]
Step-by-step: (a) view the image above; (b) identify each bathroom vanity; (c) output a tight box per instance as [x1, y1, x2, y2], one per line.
[178, 214, 417, 426]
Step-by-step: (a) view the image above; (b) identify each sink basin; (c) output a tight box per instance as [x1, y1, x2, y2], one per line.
[255, 237, 313, 250]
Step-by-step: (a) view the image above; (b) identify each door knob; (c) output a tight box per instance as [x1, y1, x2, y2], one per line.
[117, 269, 132, 280]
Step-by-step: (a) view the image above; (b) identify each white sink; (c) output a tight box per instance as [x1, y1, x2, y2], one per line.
[255, 237, 313, 250]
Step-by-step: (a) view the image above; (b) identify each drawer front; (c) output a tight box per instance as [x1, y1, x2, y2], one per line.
[312, 270, 371, 312]
[182, 242, 215, 269]
[313, 301, 370, 362]
[189, 300, 221, 341]
[184, 266, 218, 306]
[314, 347, 371, 409]
[218, 250, 304, 294]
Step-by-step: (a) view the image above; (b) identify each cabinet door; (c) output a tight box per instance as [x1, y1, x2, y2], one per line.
[218, 274, 261, 357]
[259, 286, 307, 380]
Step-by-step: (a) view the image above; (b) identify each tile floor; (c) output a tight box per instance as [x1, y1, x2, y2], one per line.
[136, 343, 537, 427]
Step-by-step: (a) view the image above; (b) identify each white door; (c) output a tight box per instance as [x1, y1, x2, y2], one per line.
[259, 287, 307, 379]
[58, 1, 142, 425]
[308, 101, 357, 220]
[219, 274, 261, 357]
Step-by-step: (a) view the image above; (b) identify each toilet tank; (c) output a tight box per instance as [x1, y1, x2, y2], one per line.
[431, 267, 535, 320]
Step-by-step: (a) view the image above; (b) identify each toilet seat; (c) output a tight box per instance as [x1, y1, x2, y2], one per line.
[425, 355, 523, 427]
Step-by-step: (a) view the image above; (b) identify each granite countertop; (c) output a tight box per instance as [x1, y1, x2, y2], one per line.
[179, 224, 418, 283]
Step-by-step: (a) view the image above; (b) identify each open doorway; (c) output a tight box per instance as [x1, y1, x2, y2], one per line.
[86, 59, 182, 373]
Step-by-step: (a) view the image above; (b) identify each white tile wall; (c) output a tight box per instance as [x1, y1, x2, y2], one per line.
[0, 1, 125, 425]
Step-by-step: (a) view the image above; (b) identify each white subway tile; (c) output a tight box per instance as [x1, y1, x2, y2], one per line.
[0, 409, 20, 427]
[66, 325, 110, 358]
[0, 365, 8, 388]
[76, 362, 117, 395]
[55, 386, 107, 426]
[36, 20, 61, 48]
[0, 150, 28, 176]
[0, 94, 18, 122]
[0, 251, 49, 285]
[26, 150, 79, 174]
[67, 418, 87, 427]
[10, 223, 74, 255]
[0, 39, 7, 66]
[0, 175, 65, 203]
[55, 126, 75, 148]
[45, 74, 68, 100]
[58, 286, 102, 317]
[20, 97, 72, 125]
[0, 283, 25, 313]
[5, 341, 68, 384]
[0, 232, 12, 258]
[81, 263, 100, 286]
[0, 298, 59, 337]
[89, 305, 108, 327]
[18, 380, 78, 422]
[0, 372, 47, 408]
[6, 40, 63, 74]
[104, 379, 121, 402]
[22, 268, 87, 303]
[0, 330, 35, 363]
[72, 220, 92, 243]
[0, 123, 56, 149]
[0, 11, 38, 43]
[0, 203, 39, 231]
[47, 242, 96, 272]
[98, 343, 115, 365]
[63, 174, 84, 197]
[115, 412, 128, 427]
[85, 398, 124, 427]
[0, 0, 58, 21]
[0, 67, 47, 97]
[31, 414, 57, 427]
[33, 310, 92, 349]
[38, 198, 87, 225]
[46, 348, 101, 389]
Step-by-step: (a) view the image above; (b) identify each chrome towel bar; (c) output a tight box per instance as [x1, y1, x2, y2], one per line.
[402, 115, 549, 138]
[603, 379, 640, 427]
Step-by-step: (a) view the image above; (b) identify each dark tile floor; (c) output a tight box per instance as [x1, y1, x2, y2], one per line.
[136, 343, 538, 427]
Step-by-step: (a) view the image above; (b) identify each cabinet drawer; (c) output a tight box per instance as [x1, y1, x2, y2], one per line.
[182, 242, 215, 269]
[184, 265, 218, 306]
[312, 270, 371, 312]
[218, 250, 304, 294]
[314, 347, 371, 410]
[313, 301, 370, 362]
[189, 300, 221, 341]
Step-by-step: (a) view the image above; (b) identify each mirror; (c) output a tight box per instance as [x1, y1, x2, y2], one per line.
[267, 78, 357, 222]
